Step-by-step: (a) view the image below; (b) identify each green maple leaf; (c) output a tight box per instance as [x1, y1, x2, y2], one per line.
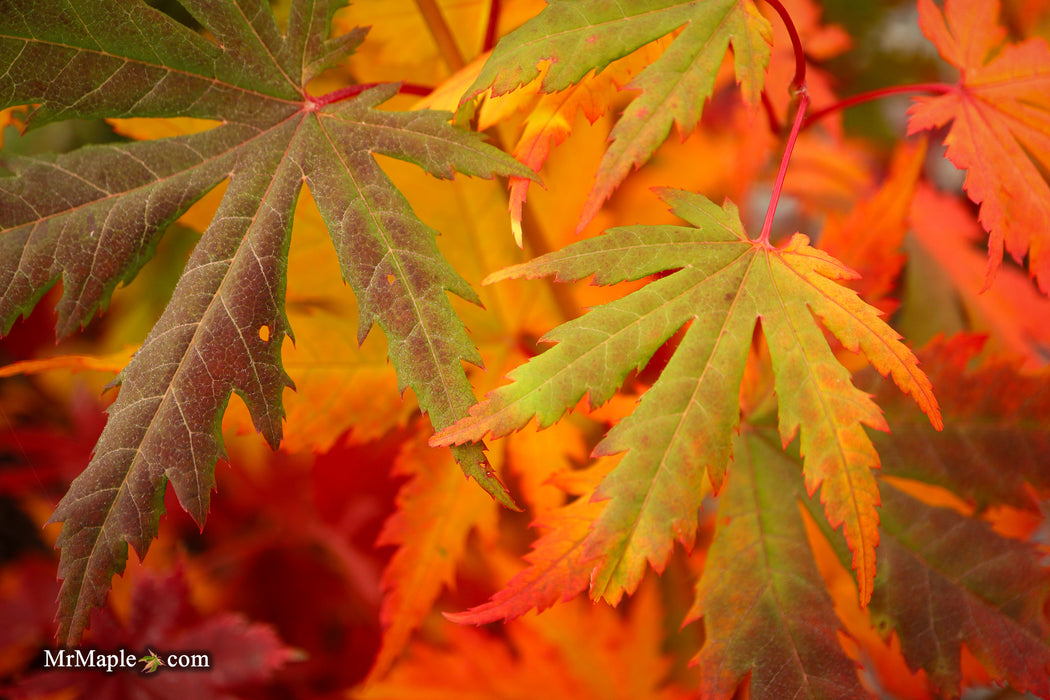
[0, 0, 531, 644]
[462, 0, 772, 228]
[139, 650, 164, 674]
[687, 431, 866, 700]
[434, 189, 941, 607]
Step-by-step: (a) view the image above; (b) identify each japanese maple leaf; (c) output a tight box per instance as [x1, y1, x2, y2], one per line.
[445, 463, 608, 625]
[868, 483, 1050, 697]
[908, 0, 1050, 293]
[434, 189, 941, 606]
[0, 0, 531, 644]
[809, 335, 1050, 697]
[861, 334, 1050, 515]
[462, 0, 772, 230]
[686, 431, 867, 700]
[908, 185, 1050, 368]
[367, 426, 499, 680]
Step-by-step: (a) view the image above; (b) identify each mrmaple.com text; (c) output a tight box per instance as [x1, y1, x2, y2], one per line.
[43, 648, 210, 672]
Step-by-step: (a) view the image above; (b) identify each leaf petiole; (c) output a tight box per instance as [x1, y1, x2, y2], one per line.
[308, 82, 433, 109]
[414, 0, 466, 71]
[758, 88, 809, 245]
[762, 0, 806, 89]
[801, 82, 955, 130]
[483, 0, 502, 53]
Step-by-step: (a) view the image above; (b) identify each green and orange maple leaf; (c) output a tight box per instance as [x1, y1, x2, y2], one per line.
[687, 334, 1050, 700]
[463, 0, 773, 231]
[435, 189, 942, 608]
[0, 0, 531, 644]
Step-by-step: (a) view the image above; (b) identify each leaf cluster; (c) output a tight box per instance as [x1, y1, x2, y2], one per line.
[1, 0, 1049, 698]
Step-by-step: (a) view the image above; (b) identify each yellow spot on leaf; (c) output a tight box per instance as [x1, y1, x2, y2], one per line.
[258, 325, 270, 342]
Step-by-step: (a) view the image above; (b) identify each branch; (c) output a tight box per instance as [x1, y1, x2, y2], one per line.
[414, 0, 467, 72]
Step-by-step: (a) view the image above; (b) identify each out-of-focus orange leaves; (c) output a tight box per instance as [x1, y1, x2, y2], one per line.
[821, 140, 926, 312]
[368, 426, 500, 680]
[505, 418, 587, 515]
[909, 186, 1050, 367]
[761, 0, 851, 132]
[0, 345, 135, 380]
[909, 0, 1050, 292]
[358, 577, 692, 700]
[502, 44, 668, 245]
[0, 106, 26, 147]
[336, 0, 545, 85]
[780, 134, 875, 216]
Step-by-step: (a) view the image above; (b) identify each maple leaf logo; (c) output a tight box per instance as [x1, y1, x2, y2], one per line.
[138, 650, 164, 674]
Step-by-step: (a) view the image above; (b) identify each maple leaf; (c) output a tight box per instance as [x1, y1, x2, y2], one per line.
[446, 463, 608, 625]
[819, 140, 926, 313]
[503, 46, 664, 245]
[797, 336, 1050, 696]
[908, 0, 1050, 293]
[908, 185, 1050, 368]
[687, 431, 866, 700]
[0, 0, 532, 644]
[463, 0, 773, 230]
[138, 649, 164, 674]
[435, 189, 941, 607]
[368, 425, 499, 680]
[860, 334, 1050, 513]
[869, 482, 1050, 697]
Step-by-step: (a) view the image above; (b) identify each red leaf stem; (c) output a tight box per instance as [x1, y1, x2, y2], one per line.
[762, 0, 806, 90]
[759, 88, 809, 245]
[310, 82, 433, 109]
[483, 0, 502, 53]
[802, 82, 955, 130]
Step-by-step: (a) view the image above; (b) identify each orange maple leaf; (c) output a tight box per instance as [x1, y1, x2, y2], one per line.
[908, 0, 1050, 293]
[910, 185, 1050, 368]
[368, 426, 500, 681]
